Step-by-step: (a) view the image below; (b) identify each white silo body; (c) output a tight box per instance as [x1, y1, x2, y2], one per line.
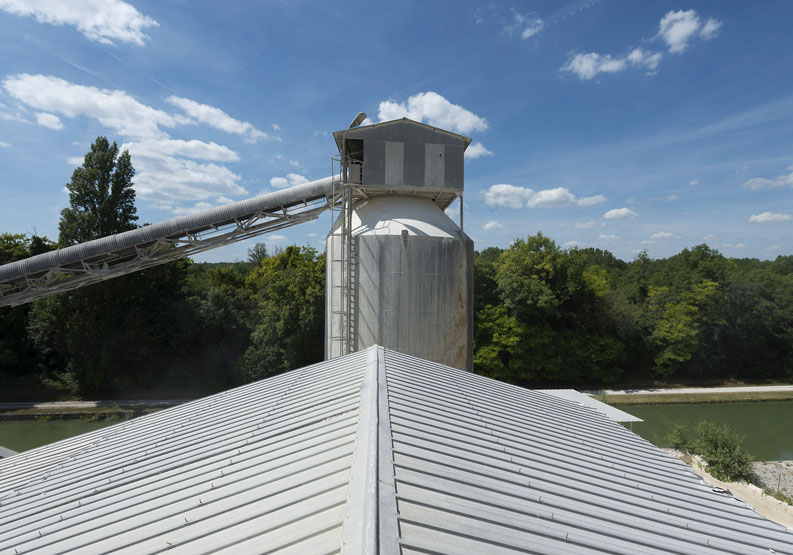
[326, 195, 473, 370]
[326, 118, 474, 371]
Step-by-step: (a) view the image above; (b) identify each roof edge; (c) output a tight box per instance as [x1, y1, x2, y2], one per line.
[333, 118, 473, 152]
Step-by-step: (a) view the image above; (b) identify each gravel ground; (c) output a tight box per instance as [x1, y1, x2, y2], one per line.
[753, 460, 793, 498]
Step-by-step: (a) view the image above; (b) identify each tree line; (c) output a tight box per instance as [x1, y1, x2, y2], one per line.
[1, 138, 791, 399]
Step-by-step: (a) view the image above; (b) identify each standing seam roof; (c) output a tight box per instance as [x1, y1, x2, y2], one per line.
[0, 346, 790, 554]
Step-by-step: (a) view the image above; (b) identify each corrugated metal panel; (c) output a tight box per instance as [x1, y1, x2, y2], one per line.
[423, 143, 444, 188]
[0, 351, 369, 554]
[2, 346, 790, 554]
[541, 388, 643, 423]
[383, 349, 793, 555]
[384, 142, 404, 186]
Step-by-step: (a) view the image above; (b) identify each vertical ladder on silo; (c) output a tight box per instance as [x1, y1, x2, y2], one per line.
[328, 179, 355, 356]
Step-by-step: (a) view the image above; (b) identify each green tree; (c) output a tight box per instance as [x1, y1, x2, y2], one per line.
[0, 234, 56, 393]
[238, 246, 325, 381]
[475, 233, 625, 384]
[59, 137, 137, 246]
[247, 242, 269, 266]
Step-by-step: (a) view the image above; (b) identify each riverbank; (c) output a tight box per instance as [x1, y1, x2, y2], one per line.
[591, 385, 793, 406]
[665, 449, 793, 530]
[0, 399, 187, 420]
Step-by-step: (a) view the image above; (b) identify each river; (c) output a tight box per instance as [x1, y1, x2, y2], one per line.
[2, 400, 792, 460]
[624, 400, 793, 461]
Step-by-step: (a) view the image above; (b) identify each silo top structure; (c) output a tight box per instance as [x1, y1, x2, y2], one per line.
[332, 118, 471, 208]
[326, 118, 475, 371]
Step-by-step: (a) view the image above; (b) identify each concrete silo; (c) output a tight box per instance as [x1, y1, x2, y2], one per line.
[326, 118, 474, 371]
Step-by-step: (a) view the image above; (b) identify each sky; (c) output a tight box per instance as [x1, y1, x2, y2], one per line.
[1, 0, 792, 262]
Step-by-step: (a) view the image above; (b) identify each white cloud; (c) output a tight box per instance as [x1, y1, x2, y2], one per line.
[742, 168, 793, 190]
[0, 141, 10, 147]
[734, 243, 747, 248]
[3, 74, 175, 138]
[603, 207, 638, 220]
[166, 96, 270, 143]
[465, 141, 493, 159]
[216, 196, 234, 204]
[703, 234, 718, 242]
[483, 220, 504, 231]
[269, 235, 287, 242]
[640, 240, 654, 245]
[689, 179, 699, 186]
[561, 53, 627, 80]
[749, 212, 792, 223]
[563, 241, 580, 248]
[122, 139, 239, 162]
[289, 159, 300, 167]
[599, 234, 620, 240]
[561, 47, 663, 80]
[483, 184, 527, 209]
[35, 111, 63, 130]
[483, 184, 605, 209]
[700, 18, 722, 40]
[270, 173, 309, 189]
[504, 11, 544, 40]
[271, 123, 281, 132]
[651, 231, 682, 240]
[167, 201, 215, 216]
[1, 74, 261, 210]
[657, 10, 721, 53]
[666, 194, 678, 201]
[378, 91, 487, 134]
[577, 194, 607, 206]
[305, 232, 318, 238]
[128, 153, 245, 203]
[0, 0, 158, 45]
[66, 156, 83, 165]
[575, 220, 597, 229]
[765, 245, 784, 253]
[563, 10, 719, 80]
[626, 48, 663, 72]
[286, 173, 308, 185]
[520, 18, 544, 39]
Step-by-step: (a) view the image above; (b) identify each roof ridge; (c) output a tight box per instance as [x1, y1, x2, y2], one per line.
[340, 345, 400, 554]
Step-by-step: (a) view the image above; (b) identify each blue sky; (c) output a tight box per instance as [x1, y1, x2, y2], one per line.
[1, 0, 791, 262]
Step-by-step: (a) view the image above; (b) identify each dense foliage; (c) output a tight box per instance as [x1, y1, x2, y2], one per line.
[2, 230, 791, 399]
[474, 237, 793, 386]
[667, 420, 754, 482]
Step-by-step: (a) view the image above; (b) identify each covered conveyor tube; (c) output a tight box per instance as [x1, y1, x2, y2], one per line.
[0, 176, 339, 307]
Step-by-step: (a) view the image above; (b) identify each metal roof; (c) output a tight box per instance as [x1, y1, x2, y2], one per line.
[332, 118, 473, 154]
[1, 346, 791, 554]
[540, 388, 643, 423]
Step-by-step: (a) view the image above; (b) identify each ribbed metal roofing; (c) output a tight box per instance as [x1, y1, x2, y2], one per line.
[1, 346, 791, 554]
[540, 388, 643, 423]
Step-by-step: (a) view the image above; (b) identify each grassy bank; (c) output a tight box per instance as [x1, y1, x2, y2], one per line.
[0, 406, 166, 420]
[605, 390, 793, 406]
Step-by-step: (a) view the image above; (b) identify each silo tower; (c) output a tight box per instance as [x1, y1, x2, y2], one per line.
[326, 118, 474, 371]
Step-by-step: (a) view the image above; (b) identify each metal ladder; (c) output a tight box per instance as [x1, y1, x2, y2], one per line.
[328, 158, 358, 356]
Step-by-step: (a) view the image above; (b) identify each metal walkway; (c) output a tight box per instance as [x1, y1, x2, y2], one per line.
[0, 177, 340, 307]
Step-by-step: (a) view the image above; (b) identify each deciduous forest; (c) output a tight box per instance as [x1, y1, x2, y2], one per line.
[2, 232, 791, 400]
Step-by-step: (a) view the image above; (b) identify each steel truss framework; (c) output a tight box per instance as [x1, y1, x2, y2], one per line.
[0, 183, 342, 307]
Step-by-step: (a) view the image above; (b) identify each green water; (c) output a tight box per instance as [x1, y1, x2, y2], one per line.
[625, 401, 793, 461]
[0, 420, 119, 453]
[2, 402, 792, 460]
